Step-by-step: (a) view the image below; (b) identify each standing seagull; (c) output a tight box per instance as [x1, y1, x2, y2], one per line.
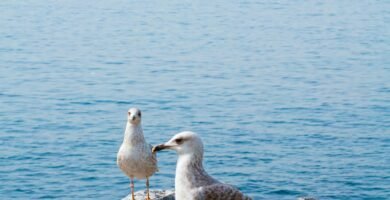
[153, 131, 252, 200]
[117, 108, 158, 200]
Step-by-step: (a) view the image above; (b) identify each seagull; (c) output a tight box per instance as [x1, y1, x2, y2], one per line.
[117, 108, 158, 200]
[153, 131, 252, 200]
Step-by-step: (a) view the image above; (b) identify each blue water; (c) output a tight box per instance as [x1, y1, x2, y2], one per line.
[1, 0, 389, 199]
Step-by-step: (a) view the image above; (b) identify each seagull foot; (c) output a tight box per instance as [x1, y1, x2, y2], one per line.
[145, 190, 151, 200]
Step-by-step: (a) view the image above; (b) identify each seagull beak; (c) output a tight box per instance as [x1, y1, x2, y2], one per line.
[152, 144, 168, 153]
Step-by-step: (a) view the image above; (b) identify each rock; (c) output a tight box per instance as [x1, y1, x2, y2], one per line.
[297, 197, 317, 200]
[122, 189, 175, 200]
[122, 190, 317, 200]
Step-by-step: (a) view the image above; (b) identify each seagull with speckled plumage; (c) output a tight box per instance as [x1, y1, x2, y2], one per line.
[153, 131, 252, 200]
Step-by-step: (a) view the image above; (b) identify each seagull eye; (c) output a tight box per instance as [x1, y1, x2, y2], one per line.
[138, 112, 141, 117]
[128, 112, 131, 115]
[175, 138, 183, 144]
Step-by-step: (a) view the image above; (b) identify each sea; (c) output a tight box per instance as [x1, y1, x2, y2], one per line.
[0, 0, 389, 199]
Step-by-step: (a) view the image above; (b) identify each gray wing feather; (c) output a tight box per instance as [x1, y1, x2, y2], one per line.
[149, 143, 158, 171]
[194, 183, 252, 200]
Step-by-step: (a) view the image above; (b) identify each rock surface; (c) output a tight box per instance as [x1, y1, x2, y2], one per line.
[297, 197, 317, 200]
[122, 190, 316, 200]
[122, 190, 175, 200]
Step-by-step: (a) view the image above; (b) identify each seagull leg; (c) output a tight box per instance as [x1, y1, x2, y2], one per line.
[146, 177, 150, 200]
[130, 177, 135, 200]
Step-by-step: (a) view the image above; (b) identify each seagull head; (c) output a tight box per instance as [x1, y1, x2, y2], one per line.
[153, 131, 204, 156]
[127, 107, 142, 125]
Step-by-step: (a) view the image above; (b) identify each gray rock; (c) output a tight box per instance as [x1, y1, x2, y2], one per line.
[297, 197, 317, 200]
[122, 190, 175, 200]
[122, 190, 317, 200]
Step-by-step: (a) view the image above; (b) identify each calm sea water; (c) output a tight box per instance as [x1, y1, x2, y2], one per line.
[1, 0, 389, 199]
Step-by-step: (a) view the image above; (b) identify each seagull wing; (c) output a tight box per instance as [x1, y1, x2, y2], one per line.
[148, 143, 158, 171]
[195, 183, 252, 200]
